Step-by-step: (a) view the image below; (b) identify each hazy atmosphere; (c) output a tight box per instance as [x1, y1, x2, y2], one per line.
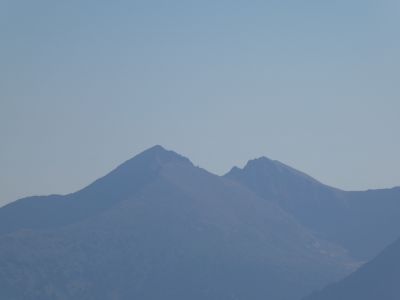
[2, 0, 400, 206]
[2, 2, 400, 300]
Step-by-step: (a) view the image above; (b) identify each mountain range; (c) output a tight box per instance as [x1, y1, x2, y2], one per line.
[0, 145, 399, 300]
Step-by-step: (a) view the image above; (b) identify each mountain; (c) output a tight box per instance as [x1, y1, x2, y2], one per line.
[303, 237, 400, 300]
[225, 157, 400, 260]
[0, 145, 191, 235]
[0, 146, 353, 300]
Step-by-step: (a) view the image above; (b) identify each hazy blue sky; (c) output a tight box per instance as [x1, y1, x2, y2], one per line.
[1, 0, 400, 206]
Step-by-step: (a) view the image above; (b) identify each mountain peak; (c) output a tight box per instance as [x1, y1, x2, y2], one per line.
[240, 156, 322, 185]
[132, 145, 192, 167]
[0, 145, 194, 236]
[99, 145, 193, 184]
[146, 144, 166, 152]
[226, 156, 276, 176]
[225, 155, 335, 200]
[245, 156, 276, 167]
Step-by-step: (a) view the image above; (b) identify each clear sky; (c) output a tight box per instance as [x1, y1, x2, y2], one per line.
[1, 0, 400, 206]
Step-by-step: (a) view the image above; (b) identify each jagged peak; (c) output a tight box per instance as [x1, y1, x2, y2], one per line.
[226, 155, 329, 188]
[79, 145, 193, 197]
[119, 145, 193, 171]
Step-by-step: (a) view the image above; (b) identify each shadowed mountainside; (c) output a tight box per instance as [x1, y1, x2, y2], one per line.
[303, 237, 400, 300]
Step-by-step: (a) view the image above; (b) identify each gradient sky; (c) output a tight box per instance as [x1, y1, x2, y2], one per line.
[1, 0, 400, 206]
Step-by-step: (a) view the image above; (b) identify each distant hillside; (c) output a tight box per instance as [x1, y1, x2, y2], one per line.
[303, 237, 400, 300]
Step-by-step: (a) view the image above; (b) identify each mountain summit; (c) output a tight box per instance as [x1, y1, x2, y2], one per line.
[118, 145, 192, 169]
[0, 145, 192, 236]
[229, 156, 325, 186]
[225, 156, 337, 206]
[225, 156, 400, 260]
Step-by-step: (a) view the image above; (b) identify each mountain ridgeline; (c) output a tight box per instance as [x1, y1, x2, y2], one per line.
[0, 146, 399, 300]
[225, 157, 400, 260]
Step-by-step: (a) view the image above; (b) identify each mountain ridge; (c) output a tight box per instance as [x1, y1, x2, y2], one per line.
[225, 153, 400, 260]
[0, 145, 355, 300]
[0, 145, 192, 236]
[1, 145, 399, 299]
